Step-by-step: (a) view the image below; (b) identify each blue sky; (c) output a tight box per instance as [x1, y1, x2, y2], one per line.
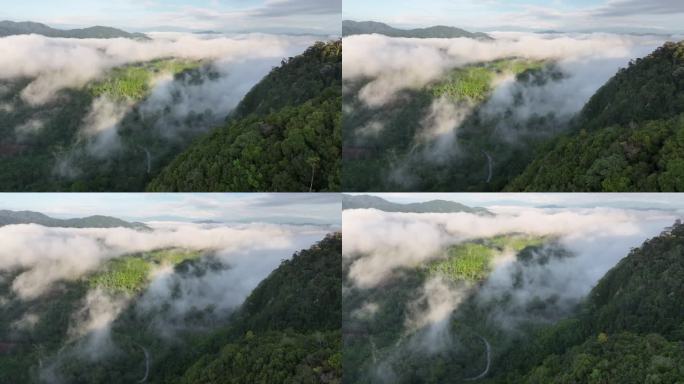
[344, 0, 684, 33]
[354, 193, 684, 211]
[0, 193, 341, 224]
[0, 0, 341, 34]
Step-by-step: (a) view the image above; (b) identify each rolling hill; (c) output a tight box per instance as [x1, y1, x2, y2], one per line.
[342, 20, 493, 40]
[0, 210, 149, 229]
[0, 20, 149, 40]
[342, 194, 493, 215]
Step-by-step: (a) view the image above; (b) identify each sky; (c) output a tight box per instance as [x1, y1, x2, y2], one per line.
[343, 0, 684, 34]
[0, 193, 341, 224]
[0, 0, 341, 34]
[351, 193, 684, 211]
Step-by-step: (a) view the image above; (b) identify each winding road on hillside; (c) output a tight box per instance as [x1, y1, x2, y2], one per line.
[135, 343, 150, 383]
[482, 151, 493, 183]
[464, 335, 491, 381]
[142, 148, 152, 174]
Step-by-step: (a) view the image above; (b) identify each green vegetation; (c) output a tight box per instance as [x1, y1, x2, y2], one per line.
[343, 234, 551, 383]
[483, 221, 684, 383]
[342, 59, 559, 192]
[428, 243, 493, 281]
[0, 41, 339, 192]
[431, 60, 544, 102]
[88, 248, 202, 293]
[0, 58, 206, 192]
[89, 59, 200, 102]
[148, 41, 342, 192]
[508, 41, 684, 191]
[153, 233, 343, 384]
[427, 235, 546, 281]
[345, 221, 684, 383]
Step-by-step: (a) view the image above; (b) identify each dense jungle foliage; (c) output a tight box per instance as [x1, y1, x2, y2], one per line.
[508, 41, 684, 191]
[485, 221, 684, 383]
[147, 40, 342, 192]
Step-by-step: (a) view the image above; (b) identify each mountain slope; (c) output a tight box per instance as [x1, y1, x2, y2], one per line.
[0, 210, 149, 229]
[507, 41, 684, 191]
[151, 233, 342, 384]
[342, 20, 492, 40]
[342, 194, 493, 215]
[486, 220, 684, 383]
[147, 41, 342, 192]
[0, 20, 149, 39]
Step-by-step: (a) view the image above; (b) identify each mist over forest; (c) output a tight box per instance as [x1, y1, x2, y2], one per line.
[0, 29, 342, 192]
[342, 197, 684, 383]
[342, 27, 684, 192]
[0, 207, 342, 383]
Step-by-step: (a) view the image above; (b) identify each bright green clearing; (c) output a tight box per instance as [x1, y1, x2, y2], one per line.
[88, 248, 203, 293]
[430, 59, 546, 102]
[427, 235, 546, 281]
[89, 59, 201, 102]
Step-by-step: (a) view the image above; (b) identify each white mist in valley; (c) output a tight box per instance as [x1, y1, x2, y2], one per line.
[0, 221, 331, 343]
[0, 32, 318, 159]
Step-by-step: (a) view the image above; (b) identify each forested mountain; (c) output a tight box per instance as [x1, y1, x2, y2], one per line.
[342, 194, 492, 215]
[0, 232, 341, 383]
[0, 20, 149, 39]
[147, 40, 342, 192]
[0, 210, 149, 229]
[485, 221, 684, 383]
[0, 40, 340, 192]
[163, 232, 342, 384]
[342, 21, 492, 40]
[507, 41, 684, 191]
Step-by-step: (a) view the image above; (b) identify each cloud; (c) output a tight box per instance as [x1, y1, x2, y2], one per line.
[0, 221, 328, 299]
[256, 0, 342, 17]
[136, 230, 324, 334]
[0, 32, 317, 159]
[0, 33, 314, 105]
[594, 0, 684, 17]
[68, 289, 129, 359]
[343, 32, 664, 107]
[343, 207, 675, 289]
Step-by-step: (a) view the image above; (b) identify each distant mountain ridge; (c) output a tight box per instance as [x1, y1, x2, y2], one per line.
[0, 210, 149, 229]
[342, 194, 493, 215]
[342, 20, 493, 40]
[0, 20, 149, 40]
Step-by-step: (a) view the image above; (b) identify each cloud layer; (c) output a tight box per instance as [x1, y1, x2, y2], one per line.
[0, 221, 326, 300]
[343, 32, 664, 108]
